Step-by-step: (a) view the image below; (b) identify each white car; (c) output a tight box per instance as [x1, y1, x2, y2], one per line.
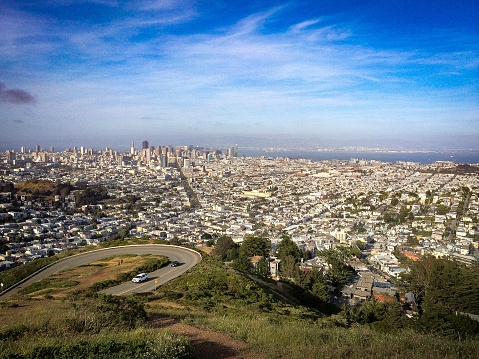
[132, 273, 148, 283]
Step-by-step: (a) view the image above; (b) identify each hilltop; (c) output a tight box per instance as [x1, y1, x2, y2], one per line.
[1, 243, 478, 359]
[13, 179, 72, 199]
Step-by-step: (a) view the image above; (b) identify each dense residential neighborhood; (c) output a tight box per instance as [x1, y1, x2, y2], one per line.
[1, 145, 478, 306]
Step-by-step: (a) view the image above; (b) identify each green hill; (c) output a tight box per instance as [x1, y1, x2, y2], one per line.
[1, 245, 478, 359]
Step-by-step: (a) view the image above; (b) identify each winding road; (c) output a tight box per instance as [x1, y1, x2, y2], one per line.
[0, 245, 202, 299]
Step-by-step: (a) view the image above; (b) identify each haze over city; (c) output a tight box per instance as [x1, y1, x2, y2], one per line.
[1, 0, 478, 151]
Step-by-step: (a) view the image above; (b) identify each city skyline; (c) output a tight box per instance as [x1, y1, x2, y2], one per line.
[1, 0, 478, 150]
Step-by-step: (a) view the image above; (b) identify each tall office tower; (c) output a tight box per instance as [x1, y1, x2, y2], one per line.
[130, 142, 135, 155]
[118, 155, 123, 166]
[80, 146, 85, 155]
[142, 141, 149, 150]
[145, 148, 151, 164]
[160, 154, 167, 168]
[20, 146, 26, 154]
[6, 151, 13, 161]
[73, 146, 77, 153]
[35, 145, 40, 153]
[234, 144, 238, 157]
[49, 146, 54, 153]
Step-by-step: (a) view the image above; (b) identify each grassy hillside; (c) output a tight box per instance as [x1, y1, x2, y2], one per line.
[1, 245, 477, 359]
[146, 255, 478, 358]
[13, 179, 72, 199]
[0, 253, 193, 358]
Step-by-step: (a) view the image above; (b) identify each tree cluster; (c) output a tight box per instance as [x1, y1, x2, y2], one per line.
[397, 256, 479, 339]
[317, 247, 358, 288]
[74, 186, 110, 207]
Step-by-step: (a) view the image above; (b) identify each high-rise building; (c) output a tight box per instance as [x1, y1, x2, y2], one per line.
[160, 154, 167, 168]
[49, 146, 54, 153]
[20, 146, 26, 154]
[145, 148, 151, 164]
[142, 141, 149, 150]
[130, 142, 135, 155]
[35, 145, 40, 153]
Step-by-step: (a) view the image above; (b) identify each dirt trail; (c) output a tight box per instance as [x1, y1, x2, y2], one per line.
[150, 316, 265, 359]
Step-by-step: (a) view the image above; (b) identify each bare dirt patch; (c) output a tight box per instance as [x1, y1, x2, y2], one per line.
[199, 246, 214, 255]
[150, 315, 265, 359]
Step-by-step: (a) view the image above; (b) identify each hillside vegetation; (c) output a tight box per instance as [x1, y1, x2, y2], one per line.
[13, 179, 73, 199]
[147, 254, 478, 358]
[1, 242, 478, 358]
[10, 179, 109, 205]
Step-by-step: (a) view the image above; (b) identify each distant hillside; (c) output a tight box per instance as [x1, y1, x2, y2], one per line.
[12, 179, 109, 206]
[439, 164, 479, 174]
[14, 179, 73, 199]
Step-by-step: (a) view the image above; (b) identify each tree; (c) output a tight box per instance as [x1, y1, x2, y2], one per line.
[256, 257, 269, 277]
[355, 240, 366, 250]
[232, 255, 252, 273]
[239, 235, 270, 257]
[276, 235, 301, 263]
[399, 256, 479, 316]
[212, 235, 236, 260]
[201, 232, 212, 240]
[225, 247, 239, 261]
[310, 268, 329, 302]
[280, 255, 299, 280]
[317, 247, 357, 288]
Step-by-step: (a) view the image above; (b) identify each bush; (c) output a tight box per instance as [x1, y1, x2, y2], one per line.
[0, 330, 195, 359]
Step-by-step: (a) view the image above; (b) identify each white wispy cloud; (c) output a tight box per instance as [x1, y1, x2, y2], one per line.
[290, 19, 322, 33]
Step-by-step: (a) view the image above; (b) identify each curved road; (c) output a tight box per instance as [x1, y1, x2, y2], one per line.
[0, 245, 201, 299]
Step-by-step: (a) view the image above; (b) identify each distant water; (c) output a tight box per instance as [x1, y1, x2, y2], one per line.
[238, 150, 479, 165]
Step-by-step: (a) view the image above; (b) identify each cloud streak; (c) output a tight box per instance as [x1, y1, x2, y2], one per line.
[0, 83, 35, 104]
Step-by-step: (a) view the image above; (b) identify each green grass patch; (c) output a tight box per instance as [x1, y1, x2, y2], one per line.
[0, 327, 195, 359]
[19, 278, 80, 295]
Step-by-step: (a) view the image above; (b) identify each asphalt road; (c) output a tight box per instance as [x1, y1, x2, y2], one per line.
[0, 245, 201, 299]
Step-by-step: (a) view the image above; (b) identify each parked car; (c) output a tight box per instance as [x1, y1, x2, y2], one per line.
[170, 260, 180, 267]
[132, 273, 148, 283]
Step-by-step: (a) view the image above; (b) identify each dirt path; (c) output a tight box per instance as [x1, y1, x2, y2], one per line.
[150, 315, 265, 359]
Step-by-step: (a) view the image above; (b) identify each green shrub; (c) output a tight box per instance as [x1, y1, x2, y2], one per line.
[0, 330, 195, 359]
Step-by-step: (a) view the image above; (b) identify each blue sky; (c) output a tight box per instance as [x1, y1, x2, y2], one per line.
[1, 0, 478, 151]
